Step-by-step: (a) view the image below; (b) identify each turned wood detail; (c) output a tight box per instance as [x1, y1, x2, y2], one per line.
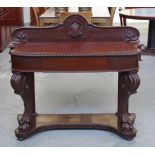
[11, 72, 35, 132]
[118, 70, 140, 133]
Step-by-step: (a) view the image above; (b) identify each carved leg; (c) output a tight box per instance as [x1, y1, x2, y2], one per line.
[118, 70, 140, 140]
[11, 72, 36, 140]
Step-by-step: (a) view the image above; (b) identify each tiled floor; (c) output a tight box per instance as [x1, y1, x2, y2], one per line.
[0, 22, 155, 146]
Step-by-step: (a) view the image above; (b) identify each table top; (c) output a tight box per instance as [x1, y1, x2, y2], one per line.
[40, 7, 110, 18]
[10, 42, 140, 57]
[10, 41, 140, 72]
[119, 8, 155, 20]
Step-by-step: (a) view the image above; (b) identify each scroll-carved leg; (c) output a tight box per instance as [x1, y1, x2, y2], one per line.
[11, 72, 36, 140]
[118, 70, 140, 140]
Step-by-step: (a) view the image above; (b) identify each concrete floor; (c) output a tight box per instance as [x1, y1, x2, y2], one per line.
[0, 22, 155, 146]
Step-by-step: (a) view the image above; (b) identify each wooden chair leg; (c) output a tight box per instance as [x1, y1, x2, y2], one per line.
[120, 15, 123, 26]
[123, 17, 127, 26]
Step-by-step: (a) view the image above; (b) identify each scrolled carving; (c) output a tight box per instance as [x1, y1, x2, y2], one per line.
[11, 72, 27, 95]
[121, 71, 140, 95]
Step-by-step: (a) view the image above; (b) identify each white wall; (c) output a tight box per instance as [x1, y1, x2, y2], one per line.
[113, 7, 121, 23]
[23, 7, 30, 25]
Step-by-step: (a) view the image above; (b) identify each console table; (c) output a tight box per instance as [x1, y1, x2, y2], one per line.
[9, 15, 141, 141]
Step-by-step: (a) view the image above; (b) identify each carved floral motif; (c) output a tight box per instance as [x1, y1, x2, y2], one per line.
[14, 32, 27, 43]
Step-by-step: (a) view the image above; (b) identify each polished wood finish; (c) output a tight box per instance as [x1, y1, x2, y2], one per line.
[10, 15, 141, 141]
[119, 8, 155, 55]
[0, 7, 23, 52]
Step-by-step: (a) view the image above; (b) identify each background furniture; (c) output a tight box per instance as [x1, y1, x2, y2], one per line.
[31, 7, 40, 27]
[39, 7, 59, 26]
[0, 7, 23, 52]
[39, 7, 115, 27]
[92, 7, 116, 26]
[78, 7, 91, 12]
[10, 15, 141, 141]
[119, 8, 155, 55]
[55, 7, 68, 16]
[30, 7, 48, 26]
[59, 11, 92, 23]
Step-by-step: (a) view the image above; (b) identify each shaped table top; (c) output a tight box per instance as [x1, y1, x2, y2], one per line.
[10, 42, 140, 57]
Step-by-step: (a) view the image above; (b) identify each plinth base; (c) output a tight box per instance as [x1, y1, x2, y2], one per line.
[15, 113, 136, 141]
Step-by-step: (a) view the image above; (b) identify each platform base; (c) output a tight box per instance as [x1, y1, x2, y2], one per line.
[15, 113, 136, 141]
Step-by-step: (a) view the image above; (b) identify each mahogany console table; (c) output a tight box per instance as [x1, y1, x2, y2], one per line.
[9, 15, 141, 141]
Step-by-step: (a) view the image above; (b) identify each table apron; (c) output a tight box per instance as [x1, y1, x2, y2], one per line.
[11, 55, 139, 72]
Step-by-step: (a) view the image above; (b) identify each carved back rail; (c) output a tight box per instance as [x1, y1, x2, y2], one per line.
[11, 15, 140, 44]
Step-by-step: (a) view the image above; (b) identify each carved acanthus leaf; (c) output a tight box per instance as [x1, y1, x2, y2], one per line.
[120, 113, 133, 133]
[125, 33, 139, 43]
[14, 32, 27, 43]
[18, 113, 31, 132]
[121, 71, 140, 95]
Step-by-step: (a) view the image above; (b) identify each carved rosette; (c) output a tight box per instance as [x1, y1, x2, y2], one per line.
[118, 71, 140, 133]
[11, 72, 32, 132]
[64, 15, 88, 39]
[68, 22, 82, 38]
